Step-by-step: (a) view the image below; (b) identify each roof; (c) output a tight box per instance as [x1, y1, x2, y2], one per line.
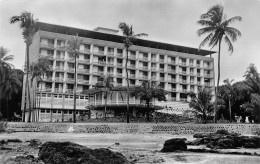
[93, 27, 119, 34]
[35, 22, 216, 56]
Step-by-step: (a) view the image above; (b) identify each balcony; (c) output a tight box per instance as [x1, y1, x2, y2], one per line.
[204, 74, 212, 78]
[45, 55, 54, 60]
[205, 82, 211, 86]
[151, 67, 157, 71]
[168, 61, 176, 65]
[93, 60, 106, 65]
[107, 62, 114, 66]
[93, 51, 104, 55]
[130, 84, 136, 87]
[189, 63, 194, 67]
[197, 82, 202, 85]
[68, 58, 75, 62]
[197, 73, 201, 76]
[116, 73, 123, 77]
[204, 65, 211, 69]
[67, 68, 75, 73]
[139, 57, 148, 61]
[37, 87, 52, 92]
[66, 89, 74, 94]
[190, 81, 195, 84]
[127, 65, 136, 69]
[169, 79, 176, 83]
[139, 76, 148, 80]
[107, 72, 114, 76]
[43, 77, 53, 82]
[139, 66, 148, 70]
[179, 80, 187, 84]
[159, 59, 164, 62]
[56, 45, 66, 51]
[179, 71, 187, 74]
[151, 76, 157, 80]
[190, 71, 194, 75]
[159, 68, 164, 72]
[128, 55, 136, 59]
[55, 77, 64, 82]
[107, 51, 114, 56]
[129, 74, 136, 79]
[93, 71, 104, 75]
[77, 79, 89, 84]
[168, 70, 176, 74]
[151, 58, 157, 62]
[190, 89, 195, 92]
[180, 89, 187, 93]
[170, 88, 177, 92]
[197, 64, 200, 67]
[117, 63, 123, 67]
[78, 59, 90, 64]
[54, 88, 63, 93]
[116, 53, 123, 58]
[40, 43, 54, 49]
[77, 69, 90, 74]
[55, 67, 64, 71]
[116, 83, 123, 87]
[160, 77, 165, 81]
[56, 56, 65, 61]
[67, 78, 75, 83]
[79, 49, 91, 54]
[180, 62, 186, 66]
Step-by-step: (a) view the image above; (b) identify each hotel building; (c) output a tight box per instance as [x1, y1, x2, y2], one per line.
[22, 22, 215, 122]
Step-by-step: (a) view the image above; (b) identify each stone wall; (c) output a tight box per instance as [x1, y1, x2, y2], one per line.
[3, 122, 260, 135]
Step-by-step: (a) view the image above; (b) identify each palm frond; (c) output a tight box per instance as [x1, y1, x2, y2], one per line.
[198, 33, 213, 50]
[197, 27, 215, 36]
[224, 36, 234, 53]
[224, 27, 241, 42]
[222, 16, 242, 27]
[197, 20, 215, 27]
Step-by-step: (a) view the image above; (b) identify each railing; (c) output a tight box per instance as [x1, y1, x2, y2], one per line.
[168, 61, 176, 65]
[168, 97, 177, 101]
[151, 58, 157, 62]
[107, 72, 114, 76]
[189, 63, 194, 66]
[56, 57, 65, 60]
[169, 79, 176, 83]
[205, 83, 211, 86]
[66, 89, 74, 94]
[43, 77, 53, 81]
[107, 62, 114, 66]
[77, 79, 89, 84]
[190, 72, 194, 75]
[159, 59, 164, 62]
[168, 70, 176, 73]
[204, 74, 211, 77]
[37, 88, 52, 92]
[55, 67, 64, 71]
[128, 65, 136, 69]
[116, 73, 123, 77]
[79, 49, 91, 53]
[139, 76, 148, 80]
[180, 98, 187, 102]
[93, 61, 106, 65]
[117, 53, 123, 57]
[171, 88, 176, 92]
[197, 73, 201, 76]
[179, 80, 187, 83]
[117, 63, 123, 67]
[54, 89, 63, 93]
[179, 62, 186, 66]
[159, 68, 164, 72]
[160, 78, 165, 81]
[77, 69, 90, 74]
[67, 78, 75, 83]
[46, 55, 54, 60]
[139, 66, 148, 70]
[55, 78, 64, 82]
[129, 55, 136, 59]
[93, 71, 104, 75]
[78, 59, 90, 64]
[139, 57, 148, 61]
[67, 68, 75, 73]
[129, 74, 136, 78]
[68, 58, 75, 62]
[57, 45, 66, 50]
[107, 52, 114, 56]
[151, 67, 157, 71]
[40, 43, 54, 48]
[93, 51, 104, 55]
[116, 83, 123, 87]
[151, 76, 156, 80]
[197, 82, 202, 85]
[190, 81, 195, 84]
[179, 71, 187, 74]
[204, 65, 211, 69]
[197, 64, 200, 67]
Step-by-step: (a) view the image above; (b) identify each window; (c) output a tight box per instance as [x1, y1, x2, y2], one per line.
[41, 109, 45, 113]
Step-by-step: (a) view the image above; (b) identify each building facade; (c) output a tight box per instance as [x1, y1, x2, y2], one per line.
[22, 22, 215, 122]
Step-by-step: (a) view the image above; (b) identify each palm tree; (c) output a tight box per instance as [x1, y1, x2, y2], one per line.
[10, 11, 38, 122]
[0, 68, 22, 120]
[95, 75, 114, 120]
[67, 35, 82, 123]
[197, 4, 242, 122]
[118, 22, 148, 123]
[219, 79, 236, 121]
[131, 81, 167, 121]
[30, 57, 50, 114]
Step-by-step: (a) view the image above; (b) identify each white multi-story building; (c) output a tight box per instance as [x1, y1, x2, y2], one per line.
[22, 22, 215, 122]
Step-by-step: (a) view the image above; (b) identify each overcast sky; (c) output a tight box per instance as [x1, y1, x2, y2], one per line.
[0, 0, 260, 85]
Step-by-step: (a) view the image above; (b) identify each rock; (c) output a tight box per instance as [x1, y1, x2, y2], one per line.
[15, 155, 42, 164]
[193, 133, 211, 138]
[207, 138, 236, 149]
[215, 129, 229, 135]
[39, 142, 130, 164]
[27, 139, 42, 148]
[0, 139, 8, 144]
[161, 138, 187, 152]
[186, 138, 204, 145]
[7, 138, 22, 143]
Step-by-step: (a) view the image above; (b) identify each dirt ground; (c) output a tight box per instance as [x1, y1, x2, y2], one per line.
[0, 132, 260, 164]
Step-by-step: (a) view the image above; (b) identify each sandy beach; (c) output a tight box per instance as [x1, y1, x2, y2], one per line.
[1, 132, 260, 164]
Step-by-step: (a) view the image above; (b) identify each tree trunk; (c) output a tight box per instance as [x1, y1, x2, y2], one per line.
[229, 96, 232, 121]
[146, 100, 150, 122]
[214, 40, 221, 123]
[73, 53, 77, 123]
[6, 97, 9, 121]
[125, 47, 130, 123]
[26, 43, 32, 123]
[104, 91, 107, 121]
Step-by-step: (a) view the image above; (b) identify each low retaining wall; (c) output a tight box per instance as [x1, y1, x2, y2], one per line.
[3, 122, 260, 135]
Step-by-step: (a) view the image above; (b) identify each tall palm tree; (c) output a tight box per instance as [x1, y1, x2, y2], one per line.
[0, 68, 22, 120]
[95, 75, 114, 120]
[118, 22, 148, 123]
[10, 11, 38, 122]
[30, 57, 50, 113]
[197, 4, 242, 122]
[131, 81, 167, 121]
[219, 79, 236, 121]
[67, 35, 82, 123]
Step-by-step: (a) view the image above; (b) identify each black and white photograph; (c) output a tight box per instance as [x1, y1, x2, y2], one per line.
[0, 0, 260, 163]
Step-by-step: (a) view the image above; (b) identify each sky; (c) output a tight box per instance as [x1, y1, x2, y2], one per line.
[0, 0, 260, 85]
